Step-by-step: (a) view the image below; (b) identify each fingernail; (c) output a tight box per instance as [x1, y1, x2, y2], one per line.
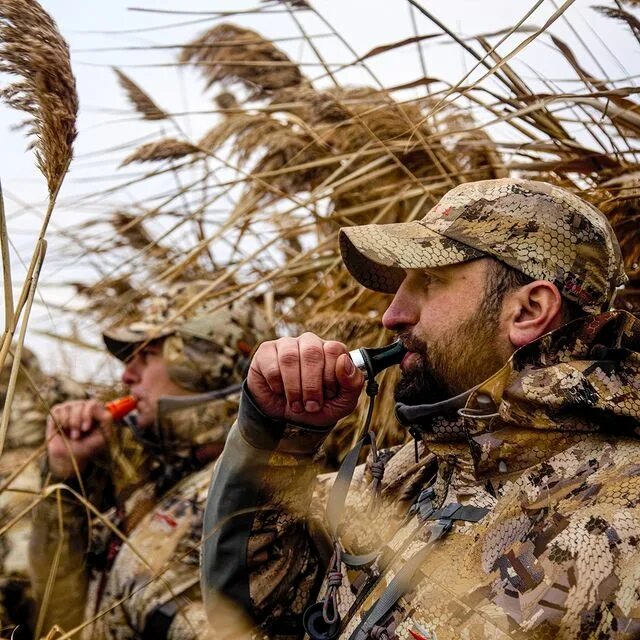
[71, 429, 79, 440]
[291, 401, 303, 413]
[305, 401, 320, 413]
[345, 357, 354, 376]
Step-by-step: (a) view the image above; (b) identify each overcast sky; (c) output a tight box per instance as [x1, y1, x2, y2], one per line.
[1, 0, 637, 381]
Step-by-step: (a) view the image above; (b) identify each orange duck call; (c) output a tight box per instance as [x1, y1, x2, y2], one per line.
[105, 395, 138, 421]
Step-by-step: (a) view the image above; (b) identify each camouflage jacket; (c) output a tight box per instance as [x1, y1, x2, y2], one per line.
[202, 310, 640, 639]
[30, 389, 240, 640]
[0, 359, 85, 636]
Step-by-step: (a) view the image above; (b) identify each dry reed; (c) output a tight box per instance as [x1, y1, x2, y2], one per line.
[120, 138, 199, 166]
[0, 0, 78, 458]
[0, 0, 77, 195]
[593, 5, 640, 34]
[179, 23, 305, 96]
[0, 181, 13, 335]
[113, 68, 168, 121]
[0, 240, 46, 459]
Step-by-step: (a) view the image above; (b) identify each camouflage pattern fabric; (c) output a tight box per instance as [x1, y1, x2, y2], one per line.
[103, 281, 273, 392]
[339, 179, 627, 313]
[30, 389, 240, 640]
[0, 348, 85, 636]
[201, 310, 640, 639]
[30, 284, 268, 637]
[0, 347, 85, 449]
[81, 463, 215, 640]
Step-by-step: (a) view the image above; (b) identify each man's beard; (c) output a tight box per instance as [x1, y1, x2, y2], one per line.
[394, 303, 505, 406]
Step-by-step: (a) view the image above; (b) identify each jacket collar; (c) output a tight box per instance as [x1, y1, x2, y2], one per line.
[127, 383, 241, 467]
[395, 310, 640, 482]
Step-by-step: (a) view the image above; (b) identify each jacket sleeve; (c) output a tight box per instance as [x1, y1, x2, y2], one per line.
[29, 462, 114, 636]
[201, 384, 333, 635]
[29, 479, 91, 635]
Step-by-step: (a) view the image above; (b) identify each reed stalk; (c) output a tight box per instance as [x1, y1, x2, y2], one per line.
[0, 179, 13, 334]
[0, 238, 47, 457]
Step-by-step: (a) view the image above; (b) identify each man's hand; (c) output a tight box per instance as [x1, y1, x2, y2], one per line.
[247, 333, 365, 428]
[46, 399, 113, 480]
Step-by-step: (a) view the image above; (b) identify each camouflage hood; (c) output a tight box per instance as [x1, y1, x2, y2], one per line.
[396, 310, 640, 480]
[124, 385, 241, 465]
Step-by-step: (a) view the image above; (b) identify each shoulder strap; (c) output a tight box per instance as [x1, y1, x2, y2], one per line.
[325, 431, 381, 567]
[348, 504, 488, 640]
[142, 600, 178, 640]
[325, 431, 373, 538]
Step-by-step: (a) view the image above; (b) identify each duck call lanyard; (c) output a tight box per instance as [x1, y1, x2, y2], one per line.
[302, 383, 489, 640]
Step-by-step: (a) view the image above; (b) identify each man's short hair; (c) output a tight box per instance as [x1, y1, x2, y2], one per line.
[484, 258, 586, 325]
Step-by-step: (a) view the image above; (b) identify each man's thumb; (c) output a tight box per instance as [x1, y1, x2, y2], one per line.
[94, 404, 114, 426]
[336, 353, 365, 392]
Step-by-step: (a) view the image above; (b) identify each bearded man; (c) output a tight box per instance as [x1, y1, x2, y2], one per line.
[202, 179, 640, 639]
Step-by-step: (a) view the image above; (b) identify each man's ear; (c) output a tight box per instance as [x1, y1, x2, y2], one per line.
[505, 281, 564, 348]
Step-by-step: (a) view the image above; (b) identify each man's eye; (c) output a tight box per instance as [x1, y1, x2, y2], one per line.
[139, 348, 158, 361]
[423, 270, 444, 284]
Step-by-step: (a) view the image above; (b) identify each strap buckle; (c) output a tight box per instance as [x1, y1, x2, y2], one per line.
[430, 517, 453, 540]
[411, 487, 435, 523]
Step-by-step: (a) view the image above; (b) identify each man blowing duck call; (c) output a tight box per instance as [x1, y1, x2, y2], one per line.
[202, 179, 640, 640]
[29, 282, 270, 640]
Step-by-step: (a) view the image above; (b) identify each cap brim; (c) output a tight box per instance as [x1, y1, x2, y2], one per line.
[102, 327, 172, 362]
[339, 221, 484, 293]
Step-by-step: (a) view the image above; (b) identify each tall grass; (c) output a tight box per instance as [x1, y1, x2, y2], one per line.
[0, 0, 78, 456]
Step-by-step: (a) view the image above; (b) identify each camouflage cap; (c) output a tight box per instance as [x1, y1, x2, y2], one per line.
[102, 281, 207, 359]
[103, 281, 273, 392]
[339, 179, 627, 313]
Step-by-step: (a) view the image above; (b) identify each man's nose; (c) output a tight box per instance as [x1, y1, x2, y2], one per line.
[121, 358, 140, 385]
[382, 280, 418, 331]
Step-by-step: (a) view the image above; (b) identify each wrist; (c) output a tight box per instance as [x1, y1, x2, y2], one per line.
[45, 454, 88, 483]
[39, 457, 84, 494]
[239, 382, 335, 455]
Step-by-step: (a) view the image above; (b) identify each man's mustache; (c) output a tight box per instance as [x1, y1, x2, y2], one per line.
[397, 332, 428, 357]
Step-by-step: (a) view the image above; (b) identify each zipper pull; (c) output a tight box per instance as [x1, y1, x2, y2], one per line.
[409, 426, 421, 463]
